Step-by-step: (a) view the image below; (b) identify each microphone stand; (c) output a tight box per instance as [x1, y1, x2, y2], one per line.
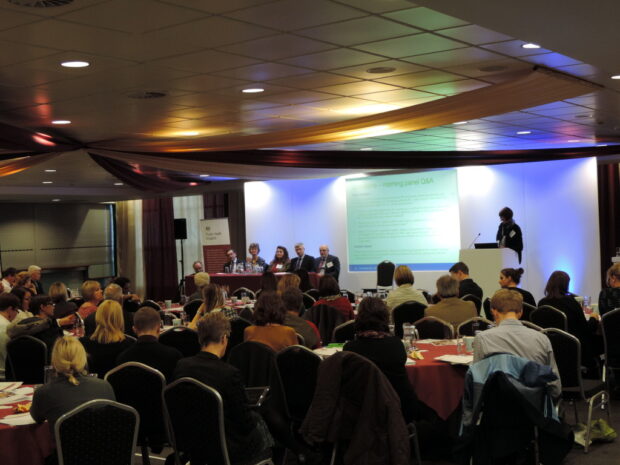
[467, 233, 481, 249]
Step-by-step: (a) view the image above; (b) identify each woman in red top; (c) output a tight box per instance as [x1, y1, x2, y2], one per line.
[313, 275, 354, 320]
[268, 245, 291, 272]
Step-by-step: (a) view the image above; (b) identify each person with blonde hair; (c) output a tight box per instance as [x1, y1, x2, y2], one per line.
[49, 281, 78, 320]
[77, 280, 103, 319]
[188, 271, 210, 301]
[31, 336, 115, 434]
[80, 300, 135, 377]
[385, 265, 427, 311]
[15, 271, 37, 296]
[277, 273, 301, 294]
[189, 283, 236, 328]
[599, 263, 620, 315]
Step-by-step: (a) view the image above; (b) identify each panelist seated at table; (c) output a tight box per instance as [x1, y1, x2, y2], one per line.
[31, 336, 116, 436]
[290, 243, 315, 272]
[312, 276, 354, 321]
[246, 242, 267, 272]
[473, 289, 561, 398]
[425, 275, 477, 331]
[314, 245, 340, 281]
[192, 260, 203, 274]
[268, 245, 291, 273]
[224, 248, 244, 273]
[244, 291, 297, 352]
[344, 297, 425, 424]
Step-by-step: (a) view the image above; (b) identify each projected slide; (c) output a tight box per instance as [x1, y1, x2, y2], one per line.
[346, 170, 460, 271]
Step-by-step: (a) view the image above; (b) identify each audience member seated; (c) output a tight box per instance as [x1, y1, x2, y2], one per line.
[116, 307, 182, 382]
[8, 294, 73, 357]
[259, 271, 278, 294]
[1, 267, 17, 293]
[80, 300, 135, 378]
[498, 267, 536, 308]
[385, 265, 427, 312]
[277, 274, 301, 294]
[173, 313, 273, 463]
[0, 293, 20, 379]
[344, 297, 425, 423]
[538, 270, 598, 373]
[312, 276, 354, 320]
[15, 271, 37, 296]
[85, 284, 135, 338]
[111, 276, 142, 312]
[189, 283, 237, 329]
[10, 286, 34, 323]
[474, 289, 560, 398]
[31, 336, 115, 437]
[268, 245, 290, 272]
[49, 281, 77, 320]
[426, 275, 477, 330]
[246, 242, 267, 271]
[599, 263, 620, 315]
[449, 262, 483, 300]
[29, 265, 44, 295]
[188, 271, 210, 302]
[244, 291, 297, 352]
[77, 280, 103, 319]
[281, 287, 320, 349]
[293, 269, 312, 292]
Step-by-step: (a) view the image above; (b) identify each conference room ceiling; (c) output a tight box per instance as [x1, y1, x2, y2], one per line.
[1, 0, 619, 201]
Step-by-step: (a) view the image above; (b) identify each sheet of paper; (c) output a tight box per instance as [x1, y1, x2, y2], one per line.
[0, 382, 23, 392]
[0, 412, 36, 426]
[0, 395, 30, 406]
[313, 347, 342, 357]
[13, 387, 34, 396]
[434, 354, 473, 365]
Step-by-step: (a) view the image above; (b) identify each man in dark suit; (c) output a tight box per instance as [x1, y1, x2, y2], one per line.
[28, 265, 44, 295]
[290, 243, 315, 272]
[223, 248, 244, 273]
[314, 244, 341, 281]
[173, 313, 272, 464]
[116, 307, 182, 382]
[449, 262, 483, 300]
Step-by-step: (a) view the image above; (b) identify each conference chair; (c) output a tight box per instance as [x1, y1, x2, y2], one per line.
[420, 290, 432, 304]
[522, 302, 537, 321]
[376, 260, 395, 289]
[392, 301, 427, 339]
[238, 306, 254, 321]
[6, 336, 47, 384]
[521, 320, 544, 331]
[543, 328, 610, 453]
[414, 316, 454, 339]
[482, 298, 493, 321]
[461, 294, 482, 313]
[159, 327, 200, 357]
[276, 345, 322, 425]
[302, 292, 316, 310]
[332, 320, 355, 343]
[306, 289, 320, 300]
[105, 362, 168, 465]
[182, 299, 203, 321]
[224, 317, 252, 361]
[303, 304, 346, 345]
[531, 305, 568, 331]
[68, 297, 84, 309]
[296, 333, 306, 346]
[55, 399, 139, 465]
[231, 287, 256, 300]
[142, 300, 162, 311]
[601, 308, 620, 388]
[457, 317, 493, 337]
[163, 378, 274, 465]
[339, 289, 355, 303]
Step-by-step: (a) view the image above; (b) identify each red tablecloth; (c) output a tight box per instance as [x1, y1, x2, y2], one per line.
[0, 391, 54, 465]
[186, 272, 320, 295]
[406, 343, 468, 421]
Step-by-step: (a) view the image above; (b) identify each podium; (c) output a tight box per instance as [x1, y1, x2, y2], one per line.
[459, 248, 520, 300]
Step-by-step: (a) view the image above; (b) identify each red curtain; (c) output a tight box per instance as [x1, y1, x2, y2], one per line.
[597, 163, 620, 285]
[142, 197, 178, 301]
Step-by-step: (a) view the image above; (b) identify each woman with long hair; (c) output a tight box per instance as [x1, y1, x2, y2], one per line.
[599, 263, 620, 315]
[189, 283, 236, 328]
[10, 286, 33, 323]
[268, 246, 290, 272]
[244, 291, 297, 352]
[312, 275, 354, 320]
[80, 300, 134, 377]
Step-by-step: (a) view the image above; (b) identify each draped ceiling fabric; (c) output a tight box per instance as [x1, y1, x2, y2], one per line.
[0, 67, 610, 191]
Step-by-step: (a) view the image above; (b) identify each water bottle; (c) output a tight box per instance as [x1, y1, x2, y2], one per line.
[73, 314, 85, 338]
[472, 319, 481, 336]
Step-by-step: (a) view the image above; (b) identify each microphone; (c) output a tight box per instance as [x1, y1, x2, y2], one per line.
[467, 233, 481, 249]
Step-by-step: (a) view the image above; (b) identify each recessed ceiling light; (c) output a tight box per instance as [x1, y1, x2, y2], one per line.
[189, 182, 198, 186]
[611, 75, 620, 80]
[52, 199, 61, 202]
[360, 148, 373, 151]
[453, 121, 468, 125]
[51, 120, 71, 125]
[44, 169, 56, 172]
[42, 181, 53, 184]
[521, 43, 541, 49]
[179, 131, 200, 136]
[199, 174, 210, 178]
[242, 87, 264, 93]
[61, 60, 90, 68]
[516, 131, 531, 135]
[114, 182, 124, 186]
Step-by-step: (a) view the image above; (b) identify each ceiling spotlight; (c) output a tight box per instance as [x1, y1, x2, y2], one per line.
[44, 169, 57, 172]
[453, 121, 468, 125]
[42, 181, 53, 184]
[52, 199, 61, 202]
[521, 43, 541, 49]
[114, 182, 124, 186]
[61, 60, 90, 68]
[242, 87, 264, 93]
[179, 131, 200, 136]
[360, 148, 373, 151]
[52, 120, 71, 125]
[516, 130, 531, 135]
[199, 174, 210, 178]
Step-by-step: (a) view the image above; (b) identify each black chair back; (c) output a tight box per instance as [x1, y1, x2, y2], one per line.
[543, 328, 581, 389]
[306, 289, 320, 300]
[521, 320, 543, 331]
[392, 301, 427, 339]
[483, 298, 493, 321]
[142, 300, 162, 311]
[531, 305, 568, 331]
[105, 362, 167, 448]
[340, 289, 355, 303]
[224, 317, 252, 360]
[302, 293, 316, 310]
[421, 290, 432, 304]
[303, 304, 346, 345]
[332, 320, 355, 343]
[376, 260, 395, 287]
[276, 345, 322, 423]
[231, 287, 256, 300]
[414, 316, 454, 339]
[68, 297, 84, 308]
[163, 378, 230, 465]
[159, 327, 200, 358]
[602, 308, 620, 370]
[457, 317, 493, 337]
[55, 400, 139, 465]
[183, 299, 203, 321]
[461, 294, 482, 312]
[238, 306, 254, 321]
[6, 336, 47, 383]
[522, 302, 537, 321]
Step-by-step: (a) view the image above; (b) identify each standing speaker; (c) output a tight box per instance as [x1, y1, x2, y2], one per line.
[174, 218, 187, 240]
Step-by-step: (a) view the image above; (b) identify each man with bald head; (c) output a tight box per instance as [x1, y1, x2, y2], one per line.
[314, 245, 340, 281]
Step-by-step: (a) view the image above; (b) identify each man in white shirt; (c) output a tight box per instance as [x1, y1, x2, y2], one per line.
[1, 267, 17, 293]
[0, 293, 20, 379]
